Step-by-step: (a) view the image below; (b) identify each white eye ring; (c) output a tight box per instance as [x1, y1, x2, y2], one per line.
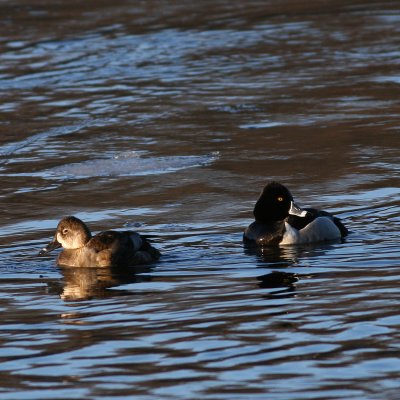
[62, 229, 69, 234]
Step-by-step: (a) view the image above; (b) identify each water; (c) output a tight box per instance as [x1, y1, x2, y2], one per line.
[1, 1, 400, 399]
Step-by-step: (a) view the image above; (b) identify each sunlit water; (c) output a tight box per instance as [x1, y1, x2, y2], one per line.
[0, 1, 400, 399]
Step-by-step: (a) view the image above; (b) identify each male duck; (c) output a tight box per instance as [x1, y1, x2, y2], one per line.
[243, 182, 348, 246]
[39, 216, 161, 267]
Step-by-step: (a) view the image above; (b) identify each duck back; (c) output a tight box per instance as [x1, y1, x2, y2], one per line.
[287, 208, 349, 236]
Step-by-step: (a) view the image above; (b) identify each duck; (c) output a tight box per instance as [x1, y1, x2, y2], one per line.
[243, 182, 348, 246]
[38, 216, 161, 267]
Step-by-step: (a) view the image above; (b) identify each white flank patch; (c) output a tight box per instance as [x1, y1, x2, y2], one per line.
[280, 217, 341, 245]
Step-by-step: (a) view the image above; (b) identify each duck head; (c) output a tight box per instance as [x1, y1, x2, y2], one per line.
[253, 182, 307, 223]
[39, 216, 92, 255]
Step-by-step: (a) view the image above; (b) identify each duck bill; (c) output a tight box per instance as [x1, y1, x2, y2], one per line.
[288, 201, 308, 218]
[38, 237, 61, 256]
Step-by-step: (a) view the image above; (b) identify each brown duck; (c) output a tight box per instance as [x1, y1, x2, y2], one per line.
[39, 216, 161, 267]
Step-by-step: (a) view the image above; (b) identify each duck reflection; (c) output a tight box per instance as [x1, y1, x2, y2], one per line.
[256, 271, 298, 299]
[49, 265, 152, 301]
[257, 271, 298, 288]
[245, 242, 340, 297]
[244, 240, 341, 266]
[244, 244, 302, 266]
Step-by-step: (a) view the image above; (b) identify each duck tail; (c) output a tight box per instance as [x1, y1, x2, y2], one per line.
[140, 236, 161, 260]
[333, 217, 349, 237]
[128, 232, 143, 251]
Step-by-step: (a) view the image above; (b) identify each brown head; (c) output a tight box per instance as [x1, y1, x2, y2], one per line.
[38, 216, 92, 256]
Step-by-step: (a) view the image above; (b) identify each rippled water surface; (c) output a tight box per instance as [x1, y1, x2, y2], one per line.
[1, 1, 400, 399]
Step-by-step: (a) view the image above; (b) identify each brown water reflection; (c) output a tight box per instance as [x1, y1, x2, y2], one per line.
[0, 0, 400, 399]
[49, 266, 153, 301]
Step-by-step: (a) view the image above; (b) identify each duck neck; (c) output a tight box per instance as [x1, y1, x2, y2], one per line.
[253, 205, 286, 224]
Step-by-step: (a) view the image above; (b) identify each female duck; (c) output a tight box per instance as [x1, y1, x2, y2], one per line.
[39, 216, 161, 267]
[243, 182, 348, 246]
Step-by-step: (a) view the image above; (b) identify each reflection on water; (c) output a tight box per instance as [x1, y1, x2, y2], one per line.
[48, 266, 153, 301]
[1, 0, 400, 399]
[244, 239, 346, 267]
[257, 271, 298, 288]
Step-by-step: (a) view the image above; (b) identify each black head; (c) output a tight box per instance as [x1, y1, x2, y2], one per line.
[253, 182, 294, 223]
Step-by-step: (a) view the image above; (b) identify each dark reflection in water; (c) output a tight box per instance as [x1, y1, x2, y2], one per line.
[244, 244, 295, 266]
[248, 243, 342, 298]
[257, 271, 299, 295]
[244, 240, 345, 267]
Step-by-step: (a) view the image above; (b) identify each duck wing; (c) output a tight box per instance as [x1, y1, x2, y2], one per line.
[89, 230, 160, 267]
[88, 231, 122, 251]
[287, 208, 348, 236]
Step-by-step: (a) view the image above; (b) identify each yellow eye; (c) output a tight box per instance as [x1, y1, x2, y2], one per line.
[277, 196, 284, 202]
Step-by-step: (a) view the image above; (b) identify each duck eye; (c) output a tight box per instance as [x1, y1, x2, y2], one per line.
[62, 228, 69, 235]
[277, 196, 284, 202]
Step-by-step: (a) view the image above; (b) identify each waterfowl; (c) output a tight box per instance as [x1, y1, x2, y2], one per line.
[38, 216, 161, 267]
[243, 182, 348, 246]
